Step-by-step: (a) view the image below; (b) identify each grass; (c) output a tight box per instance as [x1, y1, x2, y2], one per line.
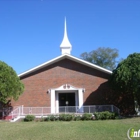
[0, 117, 140, 140]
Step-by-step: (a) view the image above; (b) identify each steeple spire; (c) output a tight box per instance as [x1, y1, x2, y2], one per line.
[60, 18, 72, 55]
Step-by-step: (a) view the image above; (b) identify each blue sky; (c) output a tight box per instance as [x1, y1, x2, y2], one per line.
[0, 0, 140, 74]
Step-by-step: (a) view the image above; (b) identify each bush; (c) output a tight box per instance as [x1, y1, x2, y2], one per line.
[59, 114, 64, 121]
[23, 112, 118, 122]
[44, 117, 50, 121]
[94, 112, 100, 120]
[94, 111, 117, 120]
[100, 111, 109, 120]
[81, 113, 92, 120]
[50, 115, 57, 121]
[55, 116, 59, 121]
[74, 115, 81, 121]
[24, 115, 35, 122]
[110, 112, 116, 119]
[59, 114, 73, 121]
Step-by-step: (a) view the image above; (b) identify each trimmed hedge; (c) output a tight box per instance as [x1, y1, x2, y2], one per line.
[94, 111, 117, 120]
[81, 113, 92, 120]
[59, 114, 74, 121]
[24, 112, 118, 122]
[24, 115, 35, 122]
[74, 115, 82, 121]
[41, 115, 59, 121]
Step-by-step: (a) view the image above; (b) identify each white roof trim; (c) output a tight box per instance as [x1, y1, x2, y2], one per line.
[65, 55, 112, 74]
[18, 54, 112, 77]
[18, 55, 66, 77]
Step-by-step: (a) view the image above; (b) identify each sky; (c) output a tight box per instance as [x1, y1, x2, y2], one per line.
[0, 0, 140, 75]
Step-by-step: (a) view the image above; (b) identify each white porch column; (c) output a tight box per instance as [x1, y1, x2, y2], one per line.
[55, 92, 59, 113]
[78, 89, 83, 112]
[51, 90, 55, 113]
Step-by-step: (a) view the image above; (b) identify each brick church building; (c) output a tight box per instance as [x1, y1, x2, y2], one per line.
[11, 19, 122, 114]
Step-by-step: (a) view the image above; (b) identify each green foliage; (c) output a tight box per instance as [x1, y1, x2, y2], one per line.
[100, 111, 111, 120]
[94, 112, 100, 120]
[24, 113, 118, 122]
[81, 113, 92, 120]
[24, 115, 35, 122]
[0, 61, 24, 104]
[43, 117, 50, 121]
[49, 115, 56, 121]
[80, 47, 120, 71]
[94, 111, 117, 120]
[59, 114, 74, 121]
[110, 53, 140, 105]
[110, 112, 116, 119]
[49, 115, 59, 121]
[74, 115, 82, 121]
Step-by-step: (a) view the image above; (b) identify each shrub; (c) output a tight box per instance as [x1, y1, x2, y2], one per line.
[42, 115, 59, 121]
[98, 111, 111, 120]
[44, 117, 50, 121]
[100, 111, 109, 120]
[59, 114, 73, 121]
[94, 111, 118, 120]
[94, 112, 100, 120]
[110, 112, 116, 119]
[74, 115, 81, 121]
[81, 113, 92, 120]
[59, 114, 65, 121]
[50, 115, 57, 121]
[55, 116, 59, 121]
[66, 114, 73, 121]
[24, 115, 35, 122]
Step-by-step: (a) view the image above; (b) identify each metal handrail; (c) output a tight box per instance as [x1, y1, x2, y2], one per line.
[2, 105, 120, 119]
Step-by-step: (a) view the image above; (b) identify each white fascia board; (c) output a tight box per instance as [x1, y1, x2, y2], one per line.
[18, 54, 112, 78]
[18, 55, 66, 77]
[66, 55, 112, 74]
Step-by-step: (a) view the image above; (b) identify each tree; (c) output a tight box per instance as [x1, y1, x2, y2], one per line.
[110, 53, 140, 107]
[0, 61, 24, 105]
[80, 47, 120, 71]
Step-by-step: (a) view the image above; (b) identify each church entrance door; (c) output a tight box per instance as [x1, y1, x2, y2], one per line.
[59, 93, 75, 112]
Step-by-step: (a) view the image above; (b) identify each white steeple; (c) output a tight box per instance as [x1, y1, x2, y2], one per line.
[60, 18, 72, 55]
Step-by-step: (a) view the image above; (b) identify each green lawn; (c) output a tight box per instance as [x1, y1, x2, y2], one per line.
[0, 117, 140, 140]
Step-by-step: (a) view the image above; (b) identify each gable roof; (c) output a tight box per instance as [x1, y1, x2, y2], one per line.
[18, 54, 112, 78]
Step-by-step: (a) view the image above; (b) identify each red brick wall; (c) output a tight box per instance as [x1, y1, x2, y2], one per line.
[12, 58, 111, 107]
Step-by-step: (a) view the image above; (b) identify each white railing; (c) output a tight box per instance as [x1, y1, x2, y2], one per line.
[22, 105, 120, 116]
[2, 105, 120, 121]
[22, 107, 51, 116]
[0, 106, 22, 120]
[7, 106, 23, 120]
